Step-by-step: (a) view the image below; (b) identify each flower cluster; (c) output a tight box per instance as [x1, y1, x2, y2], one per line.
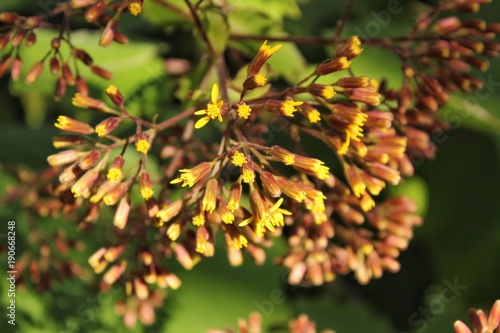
[1, 0, 499, 329]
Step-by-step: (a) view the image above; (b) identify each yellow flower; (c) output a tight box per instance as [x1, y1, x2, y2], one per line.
[241, 164, 255, 183]
[170, 162, 212, 187]
[194, 83, 224, 129]
[236, 103, 252, 120]
[231, 151, 247, 167]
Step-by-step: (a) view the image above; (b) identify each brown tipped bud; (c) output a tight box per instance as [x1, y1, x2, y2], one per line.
[103, 179, 132, 206]
[337, 36, 363, 59]
[55, 77, 67, 101]
[71, 169, 100, 196]
[139, 172, 154, 200]
[113, 31, 129, 44]
[337, 76, 370, 88]
[269, 145, 295, 165]
[96, 117, 120, 137]
[462, 19, 487, 31]
[25, 16, 43, 28]
[55, 115, 94, 134]
[11, 57, 22, 82]
[76, 76, 89, 96]
[78, 151, 101, 170]
[247, 40, 282, 76]
[114, 197, 130, 229]
[105, 85, 124, 106]
[432, 17, 461, 34]
[366, 162, 401, 186]
[103, 261, 127, 284]
[453, 3, 480, 13]
[365, 111, 393, 128]
[85, 1, 107, 23]
[316, 56, 351, 75]
[0, 12, 19, 23]
[50, 56, 60, 75]
[25, 31, 36, 46]
[75, 49, 93, 66]
[243, 73, 267, 91]
[0, 32, 10, 50]
[100, 20, 117, 47]
[53, 135, 85, 149]
[227, 182, 242, 212]
[307, 83, 336, 99]
[91, 65, 112, 79]
[25, 61, 44, 85]
[135, 131, 150, 155]
[107, 156, 125, 182]
[0, 55, 11, 77]
[260, 171, 281, 198]
[62, 63, 76, 85]
[485, 23, 500, 34]
[48, 149, 86, 167]
[11, 30, 26, 47]
[72, 93, 115, 113]
[462, 55, 489, 71]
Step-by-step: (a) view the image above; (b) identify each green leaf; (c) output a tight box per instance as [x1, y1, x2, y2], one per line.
[203, 8, 229, 55]
[227, 0, 301, 22]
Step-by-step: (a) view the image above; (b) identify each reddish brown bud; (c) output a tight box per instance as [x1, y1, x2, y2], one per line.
[100, 20, 117, 47]
[113, 31, 129, 44]
[432, 17, 461, 34]
[55, 77, 67, 101]
[50, 56, 60, 75]
[76, 76, 89, 96]
[0, 12, 19, 23]
[25, 16, 43, 28]
[11, 30, 26, 47]
[105, 85, 124, 107]
[91, 65, 112, 79]
[25, 31, 36, 46]
[85, 1, 107, 23]
[51, 37, 61, 49]
[11, 57, 22, 82]
[78, 151, 101, 170]
[25, 61, 44, 85]
[453, 3, 480, 13]
[316, 57, 351, 75]
[62, 63, 76, 85]
[75, 49, 93, 65]
[260, 171, 281, 198]
[0, 32, 10, 50]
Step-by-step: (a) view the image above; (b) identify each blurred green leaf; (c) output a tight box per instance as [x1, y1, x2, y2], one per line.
[203, 8, 229, 55]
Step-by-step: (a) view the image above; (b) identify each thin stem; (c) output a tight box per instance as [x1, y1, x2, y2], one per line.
[184, 0, 215, 57]
[332, 0, 355, 49]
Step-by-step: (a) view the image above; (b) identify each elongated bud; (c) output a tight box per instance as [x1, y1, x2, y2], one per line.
[78, 151, 100, 170]
[0, 55, 11, 77]
[91, 65, 112, 79]
[135, 131, 150, 154]
[55, 77, 67, 101]
[50, 56, 60, 75]
[103, 179, 132, 206]
[62, 63, 76, 85]
[260, 171, 281, 197]
[114, 197, 130, 229]
[156, 200, 183, 223]
[227, 182, 242, 212]
[316, 56, 351, 75]
[113, 31, 129, 44]
[247, 40, 282, 76]
[0, 33, 10, 50]
[139, 172, 154, 200]
[0, 12, 18, 23]
[100, 20, 117, 47]
[307, 83, 336, 99]
[25, 61, 44, 85]
[105, 85, 124, 107]
[85, 1, 107, 23]
[76, 76, 89, 96]
[11, 57, 22, 82]
[103, 261, 127, 284]
[107, 156, 125, 182]
[55, 116, 94, 134]
[72, 93, 115, 113]
[269, 145, 295, 165]
[243, 73, 267, 91]
[48, 149, 85, 166]
[96, 117, 120, 137]
[51, 37, 61, 49]
[75, 49, 93, 65]
[337, 36, 363, 59]
[25, 31, 36, 46]
[11, 30, 26, 47]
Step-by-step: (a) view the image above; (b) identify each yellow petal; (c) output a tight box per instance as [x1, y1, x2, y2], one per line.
[211, 83, 219, 104]
[195, 116, 210, 129]
[238, 217, 253, 227]
[194, 110, 207, 115]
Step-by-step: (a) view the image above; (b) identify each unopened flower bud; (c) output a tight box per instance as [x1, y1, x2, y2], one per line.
[11, 57, 22, 82]
[135, 131, 150, 154]
[107, 156, 125, 181]
[105, 85, 124, 106]
[139, 172, 154, 200]
[316, 56, 351, 75]
[25, 61, 44, 85]
[79, 151, 101, 170]
[91, 65, 112, 79]
[114, 197, 130, 229]
[62, 63, 76, 85]
[95, 116, 120, 137]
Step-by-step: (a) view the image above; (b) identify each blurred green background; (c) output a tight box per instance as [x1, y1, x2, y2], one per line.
[1, 0, 499, 332]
